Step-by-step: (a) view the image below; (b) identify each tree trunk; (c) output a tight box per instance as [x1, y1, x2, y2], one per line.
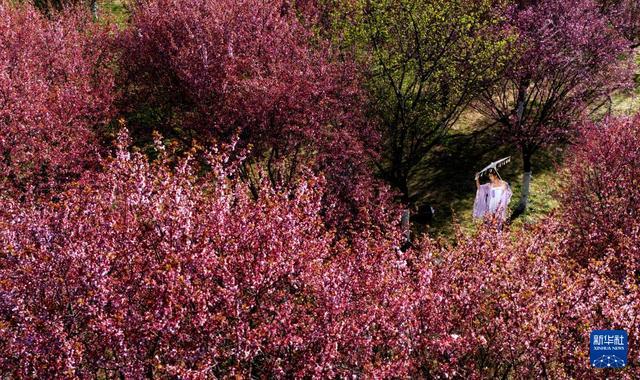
[391, 169, 410, 205]
[90, 0, 98, 20]
[400, 208, 412, 251]
[401, 209, 411, 241]
[510, 149, 532, 220]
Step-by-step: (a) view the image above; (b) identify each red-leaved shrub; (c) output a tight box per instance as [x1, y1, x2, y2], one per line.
[0, 131, 419, 378]
[412, 219, 639, 379]
[0, 3, 115, 196]
[118, 0, 387, 232]
[561, 115, 640, 283]
[120, 1, 372, 178]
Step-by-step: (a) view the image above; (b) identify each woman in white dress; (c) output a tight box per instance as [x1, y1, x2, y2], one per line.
[473, 168, 512, 221]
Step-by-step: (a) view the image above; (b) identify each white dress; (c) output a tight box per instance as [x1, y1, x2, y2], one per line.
[488, 186, 504, 214]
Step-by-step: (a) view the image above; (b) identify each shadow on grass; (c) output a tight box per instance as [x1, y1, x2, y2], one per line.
[408, 112, 564, 240]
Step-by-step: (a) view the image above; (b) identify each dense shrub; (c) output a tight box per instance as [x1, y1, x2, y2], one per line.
[0, 3, 115, 196]
[117, 0, 389, 232]
[411, 219, 639, 379]
[561, 115, 640, 283]
[120, 1, 372, 180]
[0, 132, 418, 378]
[2, 134, 637, 378]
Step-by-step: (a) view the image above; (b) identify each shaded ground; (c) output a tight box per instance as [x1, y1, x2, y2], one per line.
[408, 111, 565, 240]
[409, 79, 639, 240]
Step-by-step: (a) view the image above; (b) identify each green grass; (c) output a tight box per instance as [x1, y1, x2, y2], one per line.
[98, 0, 130, 27]
[610, 88, 640, 116]
[609, 49, 640, 115]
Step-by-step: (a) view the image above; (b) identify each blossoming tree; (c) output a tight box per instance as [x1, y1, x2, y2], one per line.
[476, 0, 634, 218]
[0, 3, 115, 196]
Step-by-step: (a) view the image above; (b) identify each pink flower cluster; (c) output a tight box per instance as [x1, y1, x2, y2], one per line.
[0, 132, 414, 377]
[118, 0, 381, 230]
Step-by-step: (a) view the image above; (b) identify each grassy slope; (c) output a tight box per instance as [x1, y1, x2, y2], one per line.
[408, 110, 565, 240]
[412, 58, 639, 240]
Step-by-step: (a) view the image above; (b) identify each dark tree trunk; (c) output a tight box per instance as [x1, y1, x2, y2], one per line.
[388, 167, 410, 205]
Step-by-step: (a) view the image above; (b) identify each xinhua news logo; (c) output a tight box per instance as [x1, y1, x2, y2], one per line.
[590, 330, 628, 368]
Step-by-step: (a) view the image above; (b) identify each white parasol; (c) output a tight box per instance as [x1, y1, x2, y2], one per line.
[475, 156, 511, 180]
